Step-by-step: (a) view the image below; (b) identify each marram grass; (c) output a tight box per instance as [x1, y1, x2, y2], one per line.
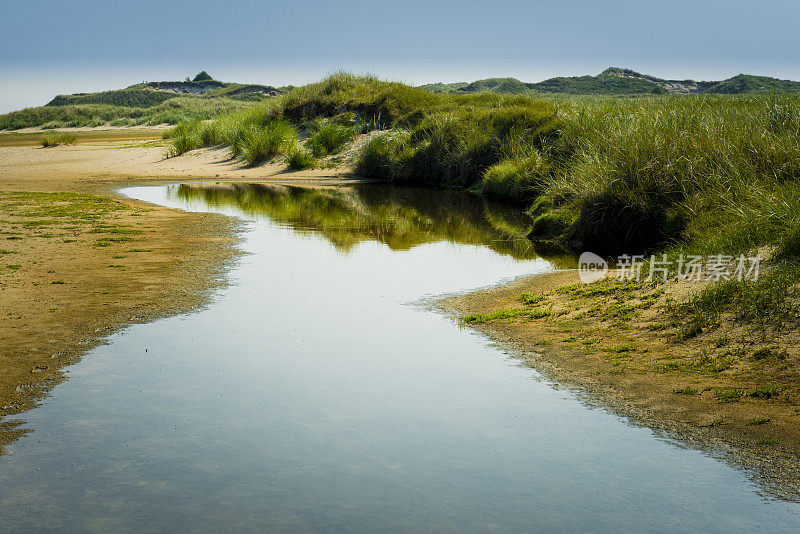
[40, 132, 77, 147]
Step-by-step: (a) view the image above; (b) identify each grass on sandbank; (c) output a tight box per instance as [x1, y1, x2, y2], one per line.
[285, 144, 318, 170]
[40, 132, 77, 147]
[307, 119, 357, 157]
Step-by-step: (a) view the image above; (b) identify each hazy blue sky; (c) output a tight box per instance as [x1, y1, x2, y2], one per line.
[2, 0, 799, 112]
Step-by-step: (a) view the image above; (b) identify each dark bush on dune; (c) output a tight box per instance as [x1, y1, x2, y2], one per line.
[561, 192, 686, 255]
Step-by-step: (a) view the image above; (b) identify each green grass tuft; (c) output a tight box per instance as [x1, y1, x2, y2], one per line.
[238, 120, 297, 166]
[285, 144, 318, 170]
[715, 388, 746, 403]
[749, 385, 783, 399]
[40, 132, 77, 147]
[481, 151, 550, 204]
[165, 120, 203, 156]
[308, 120, 356, 157]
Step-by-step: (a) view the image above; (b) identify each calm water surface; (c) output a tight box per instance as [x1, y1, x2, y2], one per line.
[1, 183, 799, 532]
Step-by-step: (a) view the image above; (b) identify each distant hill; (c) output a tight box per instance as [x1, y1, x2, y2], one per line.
[1, 73, 287, 130]
[598, 68, 714, 94]
[47, 89, 178, 108]
[419, 68, 800, 96]
[46, 79, 282, 108]
[532, 72, 666, 95]
[599, 68, 800, 95]
[135, 81, 281, 97]
[702, 74, 800, 94]
[459, 78, 532, 94]
[418, 82, 470, 94]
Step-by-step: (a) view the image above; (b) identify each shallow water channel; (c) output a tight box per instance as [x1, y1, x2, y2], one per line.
[1, 183, 799, 532]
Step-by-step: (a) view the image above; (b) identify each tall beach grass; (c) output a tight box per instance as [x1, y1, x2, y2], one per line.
[40, 132, 77, 147]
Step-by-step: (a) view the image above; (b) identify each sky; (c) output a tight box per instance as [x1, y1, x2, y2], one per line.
[1, 0, 799, 112]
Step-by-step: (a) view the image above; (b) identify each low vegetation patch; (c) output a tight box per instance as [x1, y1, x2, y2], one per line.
[748, 417, 771, 425]
[673, 386, 700, 396]
[675, 265, 800, 339]
[715, 388, 746, 403]
[462, 307, 552, 325]
[40, 132, 77, 147]
[749, 385, 783, 399]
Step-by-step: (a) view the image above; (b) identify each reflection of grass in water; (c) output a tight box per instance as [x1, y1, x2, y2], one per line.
[172, 183, 555, 261]
[483, 209, 544, 259]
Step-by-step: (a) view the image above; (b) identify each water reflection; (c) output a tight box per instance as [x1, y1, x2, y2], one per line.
[170, 182, 571, 265]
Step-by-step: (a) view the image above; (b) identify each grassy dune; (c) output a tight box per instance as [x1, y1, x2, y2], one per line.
[46, 89, 179, 108]
[0, 96, 254, 130]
